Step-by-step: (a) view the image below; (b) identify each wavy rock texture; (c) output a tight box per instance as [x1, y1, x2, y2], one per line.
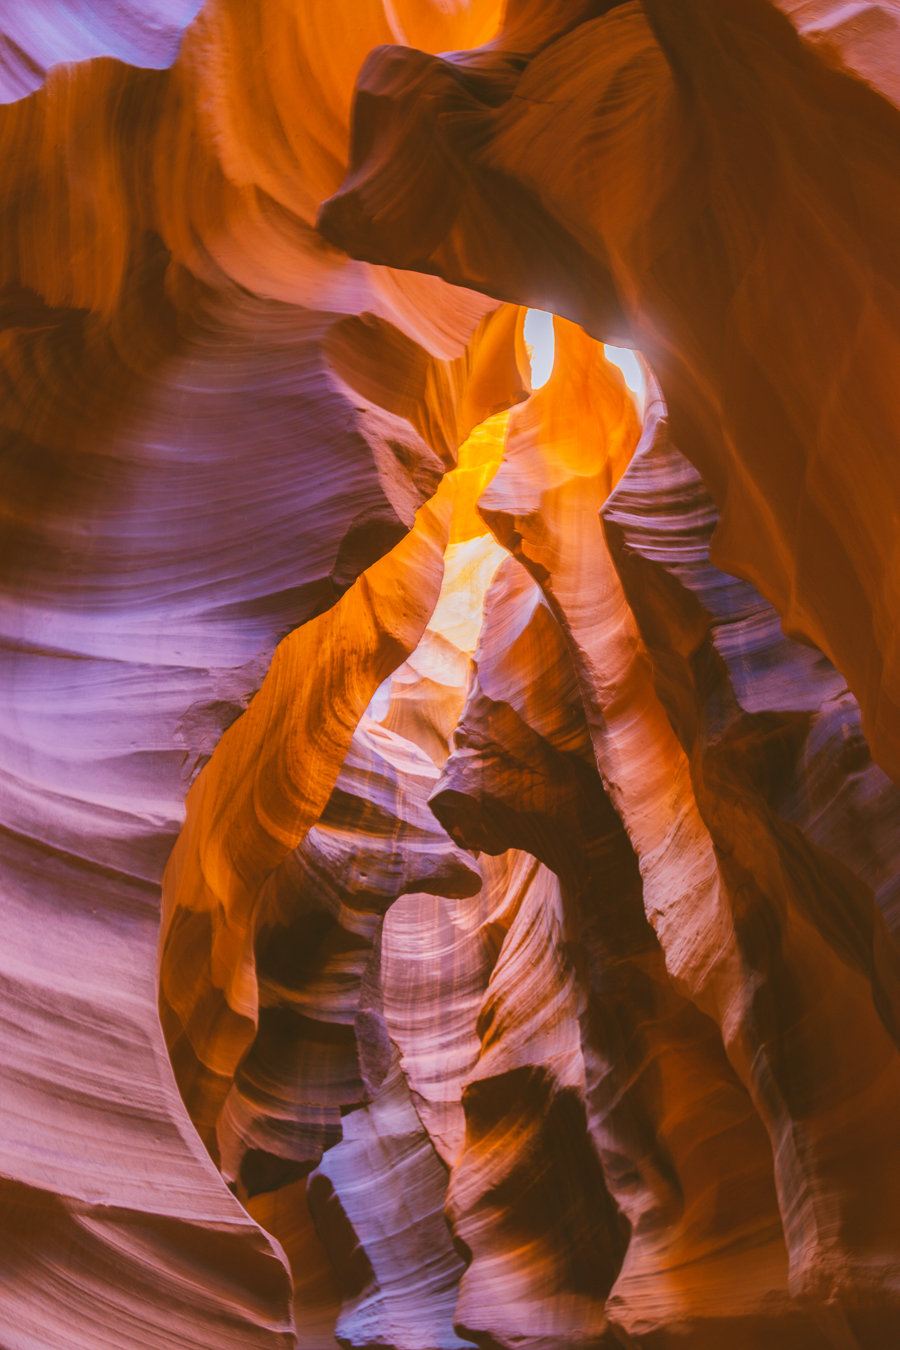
[0, 2, 514, 1346]
[162, 303, 900, 1349]
[160, 487, 455, 1162]
[320, 0, 900, 786]
[429, 559, 787, 1348]
[600, 386, 900, 1328]
[0, 1, 204, 102]
[471, 323, 900, 1338]
[222, 710, 481, 1350]
[5, 3, 900, 1350]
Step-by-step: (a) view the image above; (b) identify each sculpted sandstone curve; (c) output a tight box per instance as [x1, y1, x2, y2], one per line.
[3, 3, 900, 1349]
[319, 0, 900, 787]
[0, 2, 514, 1345]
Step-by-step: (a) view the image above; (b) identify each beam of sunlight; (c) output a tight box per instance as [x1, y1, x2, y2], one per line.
[524, 309, 555, 389]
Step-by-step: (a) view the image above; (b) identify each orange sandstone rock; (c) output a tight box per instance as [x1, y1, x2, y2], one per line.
[4, 3, 900, 1348]
[320, 0, 900, 787]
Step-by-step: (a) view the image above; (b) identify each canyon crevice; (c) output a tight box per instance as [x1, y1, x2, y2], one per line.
[2, 3, 899, 1349]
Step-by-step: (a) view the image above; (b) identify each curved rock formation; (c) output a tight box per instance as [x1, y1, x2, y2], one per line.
[601, 384, 900, 1324]
[469, 322, 900, 1336]
[430, 561, 797, 1348]
[4, 3, 900, 1349]
[0, 3, 512, 1345]
[320, 0, 900, 786]
[0, 1, 203, 102]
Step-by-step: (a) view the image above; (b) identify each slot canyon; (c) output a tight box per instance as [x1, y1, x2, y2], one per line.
[3, 2, 900, 1347]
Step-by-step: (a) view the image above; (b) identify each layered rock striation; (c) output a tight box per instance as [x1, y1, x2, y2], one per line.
[320, 0, 900, 786]
[0, 3, 510, 1345]
[157, 314, 900, 1348]
[2, 4, 900, 1350]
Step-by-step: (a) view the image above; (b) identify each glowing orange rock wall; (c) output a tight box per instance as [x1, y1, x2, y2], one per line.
[2, 3, 900, 1350]
[320, 0, 900, 788]
[0, 3, 508, 1346]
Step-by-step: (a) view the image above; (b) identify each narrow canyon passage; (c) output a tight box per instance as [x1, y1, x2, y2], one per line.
[2, 4, 900, 1350]
[158, 304, 900, 1349]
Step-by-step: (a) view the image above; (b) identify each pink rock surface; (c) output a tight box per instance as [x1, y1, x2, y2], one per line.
[3, 4, 900, 1348]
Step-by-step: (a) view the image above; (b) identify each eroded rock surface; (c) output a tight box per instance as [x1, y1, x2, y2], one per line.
[0, 3, 509, 1345]
[320, 0, 900, 786]
[3, 3, 900, 1349]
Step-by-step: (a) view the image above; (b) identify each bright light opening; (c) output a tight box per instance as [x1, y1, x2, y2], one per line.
[524, 309, 555, 389]
[603, 344, 645, 406]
